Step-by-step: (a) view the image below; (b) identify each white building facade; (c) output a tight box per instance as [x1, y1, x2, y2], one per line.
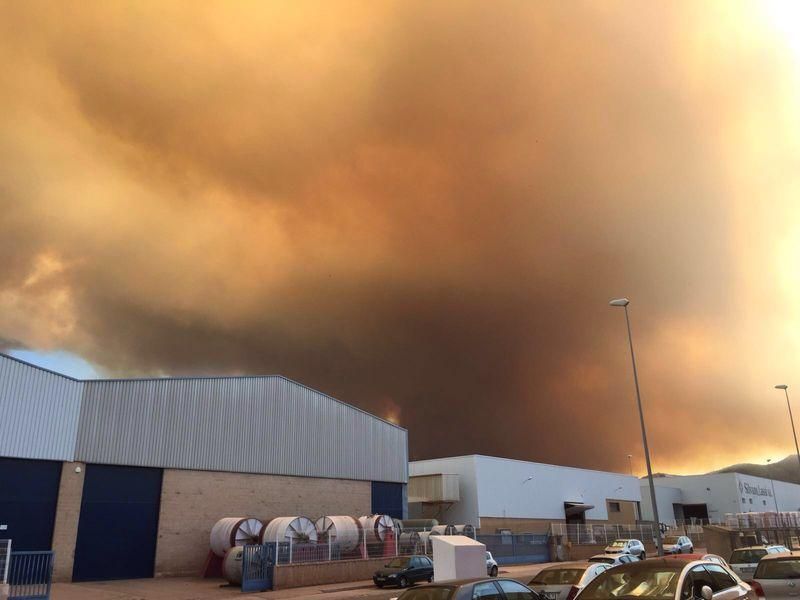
[640, 472, 800, 525]
[410, 455, 642, 534]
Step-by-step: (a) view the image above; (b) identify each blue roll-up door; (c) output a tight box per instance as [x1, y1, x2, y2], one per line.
[371, 481, 405, 519]
[72, 464, 163, 582]
[0, 457, 61, 551]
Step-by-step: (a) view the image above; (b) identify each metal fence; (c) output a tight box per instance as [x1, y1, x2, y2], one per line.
[549, 523, 659, 545]
[0, 539, 10, 585]
[7, 550, 54, 600]
[477, 534, 549, 565]
[273, 532, 421, 565]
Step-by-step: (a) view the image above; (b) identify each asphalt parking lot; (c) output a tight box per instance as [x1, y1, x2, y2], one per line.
[50, 563, 551, 600]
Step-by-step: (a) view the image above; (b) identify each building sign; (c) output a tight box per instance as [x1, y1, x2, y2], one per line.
[739, 481, 773, 497]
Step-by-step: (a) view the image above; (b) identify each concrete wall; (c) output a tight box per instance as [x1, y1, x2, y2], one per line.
[50, 461, 85, 581]
[154, 468, 372, 576]
[273, 557, 387, 589]
[473, 455, 641, 522]
[640, 484, 683, 525]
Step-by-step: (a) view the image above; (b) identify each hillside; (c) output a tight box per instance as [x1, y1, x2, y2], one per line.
[714, 455, 800, 484]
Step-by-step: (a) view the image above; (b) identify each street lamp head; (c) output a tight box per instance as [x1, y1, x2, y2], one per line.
[776, 384, 789, 390]
[609, 298, 630, 307]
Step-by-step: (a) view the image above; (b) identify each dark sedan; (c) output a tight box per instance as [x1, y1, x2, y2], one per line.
[374, 555, 434, 588]
[394, 577, 542, 600]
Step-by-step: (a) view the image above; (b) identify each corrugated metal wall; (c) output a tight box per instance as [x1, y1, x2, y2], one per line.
[0, 354, 408, 483]
[75, 376, 408, 482]
[0, 355, 82, 461]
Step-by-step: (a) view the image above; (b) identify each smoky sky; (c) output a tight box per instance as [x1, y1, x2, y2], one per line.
[2, 1, 800, 474]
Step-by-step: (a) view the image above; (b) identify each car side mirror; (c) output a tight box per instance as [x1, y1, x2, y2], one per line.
[700, 585, 713, 600]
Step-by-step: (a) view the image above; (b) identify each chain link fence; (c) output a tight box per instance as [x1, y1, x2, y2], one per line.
[549, 523, 659, 545]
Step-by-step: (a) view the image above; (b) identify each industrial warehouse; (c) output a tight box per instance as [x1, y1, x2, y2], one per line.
[409, 455, 642, 533]
[640, 472, 800, 525]
[0, 353, 408, 583]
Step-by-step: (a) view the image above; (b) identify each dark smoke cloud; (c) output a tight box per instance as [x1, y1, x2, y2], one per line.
[1, 1, 798, 474]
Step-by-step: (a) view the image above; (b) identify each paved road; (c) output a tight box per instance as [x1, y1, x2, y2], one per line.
[51, 563, 552, 600]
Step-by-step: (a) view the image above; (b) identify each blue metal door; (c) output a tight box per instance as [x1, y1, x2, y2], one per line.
[241, 544, 274, 592]
[8, 550, 54, 600]
[371, 481, 405, 519]
[72, 464, 163, 582]
[0, 458, 61, 551]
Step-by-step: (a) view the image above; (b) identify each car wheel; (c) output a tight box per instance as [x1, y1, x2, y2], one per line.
[428, 577, 433, 583]
[399, 576, 409, 588]
[375, 583, 384, 589]
[491, 566, 498, 577]
[640, 552, 646, 560]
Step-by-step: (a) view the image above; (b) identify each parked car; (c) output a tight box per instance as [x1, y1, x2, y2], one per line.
[729, 546, 790, 580]
[604, 539, 646, 560]
[663, 535, 694, 555]
[374, 555, 434, 588]
[749, 552, 800, 600]
[487, 551, 499, 577]
[664, 553, 730, 568]
[393, 577, 541, 600]
[588, 553, 640, 567]
[575, 557, 751, 600]
[528, 561, 612, 600]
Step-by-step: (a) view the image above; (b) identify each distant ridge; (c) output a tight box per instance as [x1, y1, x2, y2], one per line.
[646, 456, 800, 484]
[714, 455, 800, 485]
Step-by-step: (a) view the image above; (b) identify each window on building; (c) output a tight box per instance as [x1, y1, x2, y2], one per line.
[742, 498, 746, 503]
[764, 500, 767, 506]
[749, 498, 753, 504]
[609, 502, 621, 513]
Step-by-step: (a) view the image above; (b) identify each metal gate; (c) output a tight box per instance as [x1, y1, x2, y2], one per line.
[477, 534, 550, 565]
[0, 458, 62, 551]
[8, 551, 54, 600]
[72, 464, 163, 581]
[241, 544, 274, 593]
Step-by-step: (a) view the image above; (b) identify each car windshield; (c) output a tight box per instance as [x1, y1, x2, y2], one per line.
[755, 559, 800, 579]
[730, 549, 767, 564]
[663, 537, 680, 544]
[387, 557, 410, 568]
[531, 568, 586, 585]
[610, 541, 628, 548]
[579, 563, 682, 600]
[399, 586, 456, 600]
[590, 557, 615, 564]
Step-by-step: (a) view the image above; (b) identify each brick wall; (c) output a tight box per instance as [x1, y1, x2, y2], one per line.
[154, 469, 372, 577]
[50, 461, 85, 582]
[273, 557, 388, 589]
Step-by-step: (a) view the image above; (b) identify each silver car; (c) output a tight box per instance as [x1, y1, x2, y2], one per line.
[575, 558, 751, 600]
[730, 546, 790, 580]
[663, 535, 695, 555]
[588, 553, 641, 567]
[529, 562, 612, 600]
[751, 552, 800, 600]
[604, 539, 647, 560]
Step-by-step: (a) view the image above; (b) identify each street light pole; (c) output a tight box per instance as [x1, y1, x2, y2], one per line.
[775, 385, 800, 478]
[627, 454, 634, 477]
[767, 459, 779, 512]
[610, 298, 663, 556]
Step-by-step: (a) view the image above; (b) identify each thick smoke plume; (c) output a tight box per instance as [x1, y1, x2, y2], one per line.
[1, 1, 799, 473]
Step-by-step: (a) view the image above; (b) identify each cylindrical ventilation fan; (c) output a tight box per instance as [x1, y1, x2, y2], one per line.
[260, 516, 318, 544]
[210, 517, 264, 558]
[222, 546, 244, 585]
[358, 515, 395, 543]
[315, 516, 362, 553]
